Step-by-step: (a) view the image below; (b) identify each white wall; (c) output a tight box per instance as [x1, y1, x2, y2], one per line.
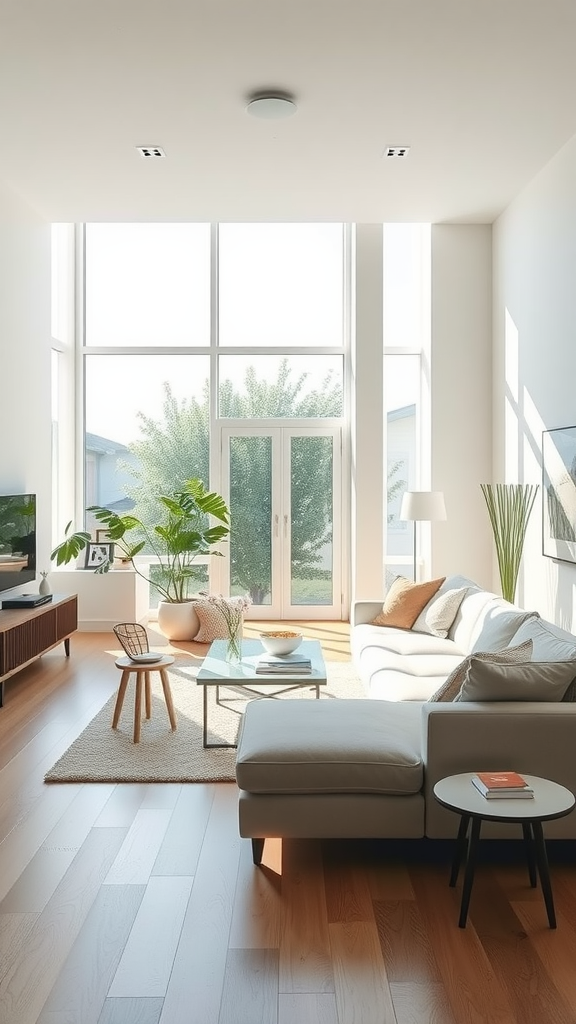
[430, 225, 493, 588]
[0, 184, 51, 586]
[493, 133, 576, 627]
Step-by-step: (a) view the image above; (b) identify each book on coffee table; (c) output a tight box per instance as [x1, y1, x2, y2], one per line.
[256, 653, 312, 674]
[471, 771, 534, 799]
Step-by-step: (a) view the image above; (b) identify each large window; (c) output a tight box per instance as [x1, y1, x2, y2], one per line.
[81, 223, 347, 613]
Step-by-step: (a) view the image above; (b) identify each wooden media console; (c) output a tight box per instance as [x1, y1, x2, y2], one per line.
[0, 593, 78, 706]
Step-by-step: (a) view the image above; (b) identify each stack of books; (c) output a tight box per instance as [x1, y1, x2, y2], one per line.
[471, 771, 534, 799]
[255, 653, 313, 675]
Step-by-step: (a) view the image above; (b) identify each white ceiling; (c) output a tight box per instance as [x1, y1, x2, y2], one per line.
[2, 0, 576, 224]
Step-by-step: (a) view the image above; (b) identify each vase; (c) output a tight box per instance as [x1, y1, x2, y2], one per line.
[225, 628, 243, 664]
[39, 574, 51, 596]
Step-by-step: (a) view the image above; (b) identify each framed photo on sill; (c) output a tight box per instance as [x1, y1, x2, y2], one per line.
[542, 425, 576, 564]
[95, 528, 113, 544]
[83, 542, 115, 569]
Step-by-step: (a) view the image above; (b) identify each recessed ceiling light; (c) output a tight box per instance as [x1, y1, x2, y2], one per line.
[136, 146, 166, 158]
[246, 93, 297, 120]
[384, 146, 410, 159]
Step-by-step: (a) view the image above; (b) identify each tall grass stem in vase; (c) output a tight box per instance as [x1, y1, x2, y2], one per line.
[206, 594, 252, 664]
[480, 483, 539, 603]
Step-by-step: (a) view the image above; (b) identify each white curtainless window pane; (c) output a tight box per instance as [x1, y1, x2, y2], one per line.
[85, 224, 211, 346]
[218, 223, 345, 347]
[385, 353, 420, 579]
[84, 354, 210, 513]
[219, 355, 343, 418]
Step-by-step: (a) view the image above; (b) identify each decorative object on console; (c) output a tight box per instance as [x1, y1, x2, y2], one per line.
[370, 575, 445, 630]
[542, 425, 576, 564]
[38, 571, 51, 596]
[480, 483, 538, 603]
[399, 491, 447, 581]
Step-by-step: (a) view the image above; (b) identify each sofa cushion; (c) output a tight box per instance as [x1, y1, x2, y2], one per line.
[456, 657, 576, 702]
[412, 585, 468, 639]
[428, 639, 534, 702]
[507, 616, 576, 701]
[470, 604, 538, 654]
[235, 698, 423, 796]
[370, 576, 445, 629]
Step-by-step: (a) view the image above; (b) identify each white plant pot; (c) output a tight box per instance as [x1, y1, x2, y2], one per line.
[157, 599, 200, 642]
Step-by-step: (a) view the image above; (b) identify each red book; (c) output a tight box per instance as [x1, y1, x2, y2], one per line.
[475, 771, 528, 789]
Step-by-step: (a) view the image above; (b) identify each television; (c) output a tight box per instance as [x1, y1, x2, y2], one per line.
[0, 493, 37, 595]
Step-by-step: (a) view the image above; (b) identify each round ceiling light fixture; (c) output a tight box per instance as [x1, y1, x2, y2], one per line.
[246, 92, 297, 120]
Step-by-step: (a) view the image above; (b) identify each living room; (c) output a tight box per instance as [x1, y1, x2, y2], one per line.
[2, 2, 576, 1022]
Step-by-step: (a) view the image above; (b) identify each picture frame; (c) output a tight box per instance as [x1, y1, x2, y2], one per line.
[95, 528, 112, 544]
[542, 425, 576, 563]
[83, 541, 115, 569]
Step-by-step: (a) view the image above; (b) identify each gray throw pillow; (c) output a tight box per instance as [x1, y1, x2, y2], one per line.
[456, 658, 576, 702]
[428, 639, 533, 702]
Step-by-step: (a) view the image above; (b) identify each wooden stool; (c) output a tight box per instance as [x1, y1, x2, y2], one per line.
[112, 655, 177, 743]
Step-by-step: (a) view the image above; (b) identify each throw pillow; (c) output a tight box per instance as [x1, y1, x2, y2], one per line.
[194, 599, 244, 642]
[428, 639, 533, 702]
[456, 657, 576, 702]
[370, 576, 446, 630]
[412, 586, 468, 639]
[470, 608, 539, 654]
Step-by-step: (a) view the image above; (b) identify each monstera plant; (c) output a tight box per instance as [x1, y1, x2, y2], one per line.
[51, 477, 230, 604]
[480, 483, 538, 603]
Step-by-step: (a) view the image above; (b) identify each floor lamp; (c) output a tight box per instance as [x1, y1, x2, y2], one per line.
[400, 491, 447, 581]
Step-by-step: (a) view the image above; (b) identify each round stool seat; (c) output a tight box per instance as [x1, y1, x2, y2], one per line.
[112, 654, 177, 743]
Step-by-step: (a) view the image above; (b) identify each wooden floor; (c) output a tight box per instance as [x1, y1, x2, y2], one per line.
[2, 621, 576, 1024]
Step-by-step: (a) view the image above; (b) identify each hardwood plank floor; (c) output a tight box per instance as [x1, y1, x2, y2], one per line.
[2, 621, 576, 1023]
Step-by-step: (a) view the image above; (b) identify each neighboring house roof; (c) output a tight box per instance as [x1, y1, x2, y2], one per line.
[85, 432, 131, 455]
[387, 403, 415, 423]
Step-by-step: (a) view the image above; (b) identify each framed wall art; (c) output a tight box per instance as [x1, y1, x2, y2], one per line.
[542, 425, 576, 563]
[83, 541, 115, 569]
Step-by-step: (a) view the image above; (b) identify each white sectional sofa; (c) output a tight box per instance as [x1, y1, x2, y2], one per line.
[236, 574, 576, 860]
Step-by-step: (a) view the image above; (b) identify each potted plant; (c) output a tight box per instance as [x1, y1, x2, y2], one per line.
[51, 478, 230, 640]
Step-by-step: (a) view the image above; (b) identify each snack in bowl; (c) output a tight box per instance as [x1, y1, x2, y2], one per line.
[259, 630, 303, 656]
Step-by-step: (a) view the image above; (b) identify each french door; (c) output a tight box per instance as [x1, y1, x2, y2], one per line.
[220, 426, 342, 619]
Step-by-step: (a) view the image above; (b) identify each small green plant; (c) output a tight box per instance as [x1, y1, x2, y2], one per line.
[480, 483, 538, 603]
[51, 478, 230, 603]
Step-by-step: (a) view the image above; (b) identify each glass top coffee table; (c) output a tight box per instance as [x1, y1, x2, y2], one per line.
[197, 638, 327, 748]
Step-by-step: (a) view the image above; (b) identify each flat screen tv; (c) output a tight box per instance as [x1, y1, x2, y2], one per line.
[0, 493, 37, 595]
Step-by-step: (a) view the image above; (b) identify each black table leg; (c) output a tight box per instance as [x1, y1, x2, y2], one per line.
[450, 813, 470, 887]
[459, 816, 482, 928]
[522, 821, 537, 887]
[532, 820, 557, 929]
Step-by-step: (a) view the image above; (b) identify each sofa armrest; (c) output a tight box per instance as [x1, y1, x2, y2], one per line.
[421, 702, 576, 838]
[351, 600, 383, 627]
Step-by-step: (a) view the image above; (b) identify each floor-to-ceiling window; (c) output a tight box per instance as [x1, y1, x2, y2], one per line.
[80, 223, 347, 617]
[383, 224, 430, 582]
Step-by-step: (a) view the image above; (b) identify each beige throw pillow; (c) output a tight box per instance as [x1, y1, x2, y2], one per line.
[370, 576, 446, 630]
[194, 599, 244, 642]
[428, 639, 533, 702]
[412, 586, 468, 639]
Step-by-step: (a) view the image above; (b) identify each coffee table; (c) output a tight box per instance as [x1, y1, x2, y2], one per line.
[197, 638, 327, 748]
[434, 772, 575, 929]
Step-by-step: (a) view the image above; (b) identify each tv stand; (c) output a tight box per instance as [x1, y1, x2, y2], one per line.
[0, 593, 78, 706]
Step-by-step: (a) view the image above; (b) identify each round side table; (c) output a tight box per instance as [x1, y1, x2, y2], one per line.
[434, 773, 575, 929]
[112, 654, 176, 743]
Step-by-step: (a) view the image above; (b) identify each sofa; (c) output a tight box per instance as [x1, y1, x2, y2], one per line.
[236, 574, 576, 860]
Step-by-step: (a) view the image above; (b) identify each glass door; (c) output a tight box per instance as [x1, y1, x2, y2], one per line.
[221, 426, 342, 619]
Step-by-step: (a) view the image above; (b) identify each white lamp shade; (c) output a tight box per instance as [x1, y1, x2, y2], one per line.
[400, 491, 447, 522]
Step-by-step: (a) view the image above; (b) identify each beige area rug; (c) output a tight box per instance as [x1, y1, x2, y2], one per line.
[44, 660, 365, 784]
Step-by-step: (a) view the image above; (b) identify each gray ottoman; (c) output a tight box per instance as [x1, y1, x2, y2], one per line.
[235, 697, 425, 863]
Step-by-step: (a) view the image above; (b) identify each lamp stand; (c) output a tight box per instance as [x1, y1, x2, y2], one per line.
[412, 521, 417, 581]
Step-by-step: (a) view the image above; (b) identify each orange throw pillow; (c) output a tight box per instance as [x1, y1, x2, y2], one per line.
[371, 576, 446, 629]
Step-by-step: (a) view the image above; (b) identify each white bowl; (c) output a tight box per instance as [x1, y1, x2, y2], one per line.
[259, 631, 303, 656]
